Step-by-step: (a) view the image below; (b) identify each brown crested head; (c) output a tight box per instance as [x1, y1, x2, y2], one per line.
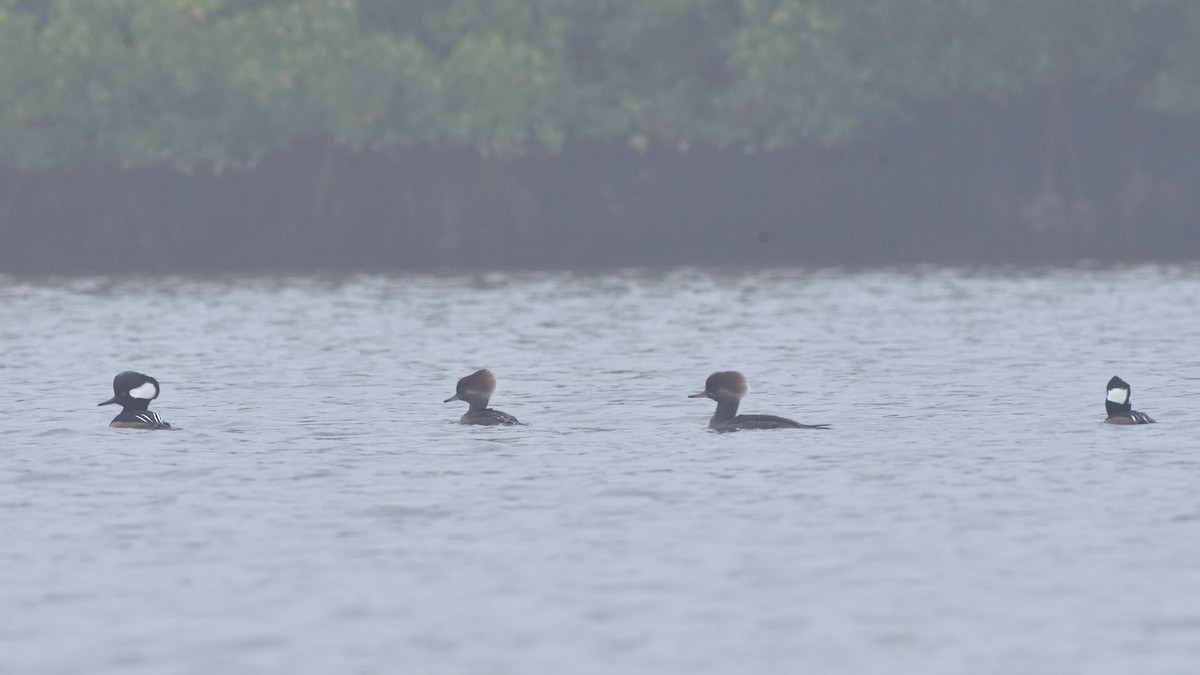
[445, 368, 497, 402]
[689, 370, 749, 400]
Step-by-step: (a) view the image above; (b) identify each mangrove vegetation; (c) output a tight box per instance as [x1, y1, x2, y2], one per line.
[2, 0, 1200, 271]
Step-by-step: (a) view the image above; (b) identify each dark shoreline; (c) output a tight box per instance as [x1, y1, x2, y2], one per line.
[3, 97, 1198, 275]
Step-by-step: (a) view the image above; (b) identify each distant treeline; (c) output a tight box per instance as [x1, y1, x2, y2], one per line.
[2, 0, 1200, 271]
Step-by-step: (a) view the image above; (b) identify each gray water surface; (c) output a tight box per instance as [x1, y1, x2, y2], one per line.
[3, 265, 1199, 674]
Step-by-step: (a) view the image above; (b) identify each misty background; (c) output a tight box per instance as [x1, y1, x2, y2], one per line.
[8, 4, 1200, 673]
[1, 0, 1200, 273]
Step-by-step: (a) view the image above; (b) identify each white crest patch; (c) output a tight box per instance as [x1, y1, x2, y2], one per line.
[128, 381, 158, 400]
[1106, 387, 1128, 404]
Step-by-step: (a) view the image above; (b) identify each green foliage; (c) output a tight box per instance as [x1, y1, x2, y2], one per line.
[717, 0, 891, 147]
[1139, 1, 1200, 114]
[0, 0, 1199, 169]
[567, 0, 738, 145]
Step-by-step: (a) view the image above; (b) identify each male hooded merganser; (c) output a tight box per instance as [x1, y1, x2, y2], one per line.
[444, 369, 521, 425]
[689, 371, 829, 432]
[1104, 376, 1155, 425]
[99, 371, 172, 429]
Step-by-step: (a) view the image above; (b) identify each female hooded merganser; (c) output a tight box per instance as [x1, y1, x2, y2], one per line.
[689, 371, 829, 432]
[1104, 376, 1155, 425]
[444, 369, 521, 426]
[98, 371, 172, 429]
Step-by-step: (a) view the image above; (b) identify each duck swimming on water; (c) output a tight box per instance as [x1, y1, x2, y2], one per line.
[1104, 376, 1155, 425]
[689, 371, 829, 432]
[445, 369, 522, 426]
[99, 371, 172, 429]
